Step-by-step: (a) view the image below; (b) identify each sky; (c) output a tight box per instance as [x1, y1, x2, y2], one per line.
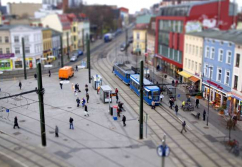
[2, 0, 242, 14]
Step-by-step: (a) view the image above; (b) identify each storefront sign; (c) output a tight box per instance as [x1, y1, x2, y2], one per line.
[207, 80, 223, 90]
[0, 53, 14, 59]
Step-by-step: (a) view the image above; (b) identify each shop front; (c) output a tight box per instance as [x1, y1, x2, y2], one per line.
[178, 71, 191, 83]
[0, 53, 14, 71]
[188, 76, 200, 92]
[227, 92, 242, 116]
[203, 82, 228, 108]
[12, 57, 35, 70]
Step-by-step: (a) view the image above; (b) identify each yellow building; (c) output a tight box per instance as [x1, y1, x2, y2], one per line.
[181, 33, 204, 91]
[67, 14, 79, 51]
[133, 24, 148, 54]
[42, 28, 53, 63]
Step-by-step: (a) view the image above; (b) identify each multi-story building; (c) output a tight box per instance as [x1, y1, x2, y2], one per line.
[10, 25, 43, 69]
[133, 24, 148, 54]
[51, 30, 61, 58]
[7, 3, 42, 18]
[0, 25, 13, 71]
[67, 13, 79, 50]
[41, 14, 72, 55]
[182, 33, 204, 91]
[42, 28, 52, 63]
[146, 17, 156, 66]
[78, 20, 90, 50]
[119, 7, 129, 28]
[155, 0, 237, 80]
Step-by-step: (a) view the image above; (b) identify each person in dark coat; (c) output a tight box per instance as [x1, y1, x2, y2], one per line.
[115, 88, 118, 95]
[175, 104, 179, 115]
[172, 80, 175, 86]
[85, 87, 88, 93]
[181, 121, 187, 133]
[84, 105, 89, 116]
[34, 74, 37, 79]
[203, 110, 206, 121]
[55, 125, 59, 137]
[19, 81, 22, 90]
[13, 116, 20, 129]
[169, 98, 173, 109]
[76, 97, 80, 107]
[116, 94, 119, 103]
[76, 65, 78, 71]
[69, 117, 74, 129]
[122, 115, 126, 126]
[49, 70, 51, 77]
[195, 99, 199, 108]
[86, 93, 89, 103]
[60, 83, 63, 89]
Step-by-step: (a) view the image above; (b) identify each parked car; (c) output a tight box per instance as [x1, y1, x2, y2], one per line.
[128, 36, 133, 43]
[70, 56, 77, 62]
[77, 50, 83, 56]
[120, 42, 129, 51]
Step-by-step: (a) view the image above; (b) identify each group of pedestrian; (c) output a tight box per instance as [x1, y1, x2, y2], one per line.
[169, 97, 174, 109]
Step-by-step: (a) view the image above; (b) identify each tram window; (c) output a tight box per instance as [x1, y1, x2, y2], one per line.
[153, 91, 159, 101]
[126, 74, 130, 79]
[148, 91, 152, 99]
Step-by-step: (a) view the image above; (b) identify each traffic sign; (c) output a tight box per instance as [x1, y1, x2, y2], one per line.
[44, 65, 53, 68]
[6, 109, 9, 113]
[157, 145, 170, 157]
[177, 94, 180, 97]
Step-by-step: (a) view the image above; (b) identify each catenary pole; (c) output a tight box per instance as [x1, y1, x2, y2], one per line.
[86, 34, 91, 83]
[37, 63, 46, 146]
[60, 35, 64, 67]
[139, 60, 144, 139]
[21, 38, 27, 80]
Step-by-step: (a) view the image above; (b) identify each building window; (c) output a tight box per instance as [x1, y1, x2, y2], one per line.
[192, 61, 194, 70]
[193, 46, 195, 55]
[195, 62, 197, 72]
[205, 46, 209, 58]
[74, 36, 76, 41]
[25, 47, 30, 54]
[188, 60, 190, 69]
[226, 51, 232, 64]
[235, 53, 240, 67]
[209, 66, 213, 79]
[185, 58, 187, 68]
[200, 47, 202, 57]
[186, 44, 188, 53]
[6, 48, 10, 54]
[196, 46, 198, 56]
[14, 36, 19, 43]
[15, 47, 20, 54]
[204, 64, 208, 77]
[73, 27, 76, 32]
[0, 48, 2, 54]
[224, 70, 230, 85]
[137, 33, 140, 40]
[189, 45, 191, 54]
[199, 63, 201, 73]
[5, 37, 9, 43]
[24, 36, 29, 43]
[210, 47, 215, 59]
[218, 49, 223, 62]
[234, 75, 238, 90]
[0, 37, 2, 43]
[217, 68, 222, 82]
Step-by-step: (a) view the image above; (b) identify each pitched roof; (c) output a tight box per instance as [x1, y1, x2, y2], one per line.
[133, 23, 149, 30]
[136, 14, 154, 24]
[58, 14, 71, 30]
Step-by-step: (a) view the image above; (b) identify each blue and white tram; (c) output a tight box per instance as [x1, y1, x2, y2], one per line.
[130, 74, 160, 106]
[113, 63, 135, 84]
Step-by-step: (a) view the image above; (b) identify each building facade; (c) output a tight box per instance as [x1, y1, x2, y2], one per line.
[52, 30, 61, 58]
[202, 36, 235, 109]
[182, 34, 203, 91]
[10, 25, 43, 69]
[146, 17, 156, 66]
[42, 28, 52, 63]
[78, 21, 90, 49]
[7, 3, 42, 18]
[155, 0, 237, 80]
[119, 7, 129, 28]
[133, 24, 148, 54]
[0, 25, 13, 71]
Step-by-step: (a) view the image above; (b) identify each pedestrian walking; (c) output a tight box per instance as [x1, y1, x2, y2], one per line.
[195, 99, 199, 108]
[160, 93, 164, 102]
[77, 84, 81, 92]
[151, 101, 155, 109]
[76, 97, 80, 107]
[60, 82, 63, 89]
[13, 116, 20, 129]
[34, 74, 37, 79]
[86, 93, 89, 103]
[49, 70, 51, 77]
[82, 98, 86, 107]
[85, 87, 88, 93]
[175, 104, 179, 115]
[115, 88, 118, 95]
[69, 117, 74, 129]
[175, 80, 178, 87]
[181, 121, 187, 133]
[122, 115, 126, 126]
[55, 125, 59, 137]
[84, 105, 89, 116]
[97, 86, 100, 94]
[203, 110, 206, 121]
[116, 94, 119, 103]
[72, 83, 75, 93]
[19, 81, 22, 90]
[172, 80, 175, 86]
[169, 98, 173, 109]
[76, 65, 78, 71]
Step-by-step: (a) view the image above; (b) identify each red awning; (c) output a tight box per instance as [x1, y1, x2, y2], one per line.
[189, 76, 200, 83]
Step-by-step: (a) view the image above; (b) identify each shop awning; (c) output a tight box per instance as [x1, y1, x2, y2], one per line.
[189, 76, 200, 83]
[178, 71, 191, 78]
[227, 92, 242, 101]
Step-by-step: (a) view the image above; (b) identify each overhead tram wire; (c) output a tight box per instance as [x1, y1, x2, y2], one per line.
[0, 105, 159, 167]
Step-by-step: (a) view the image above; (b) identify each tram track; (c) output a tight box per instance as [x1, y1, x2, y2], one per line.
[91, 45, 242, 166]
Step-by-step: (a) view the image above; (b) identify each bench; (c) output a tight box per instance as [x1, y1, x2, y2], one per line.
[191, 111, 200, 119]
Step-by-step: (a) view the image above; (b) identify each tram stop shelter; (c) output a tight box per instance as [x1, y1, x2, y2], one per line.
[92, 74, 102, 90]
[100, 85, 112, 103]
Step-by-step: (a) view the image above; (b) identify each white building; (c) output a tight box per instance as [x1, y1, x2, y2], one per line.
[78, 21, 90, 48]
[10, 25, 43, 69]
[35, 4, 63, 19]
